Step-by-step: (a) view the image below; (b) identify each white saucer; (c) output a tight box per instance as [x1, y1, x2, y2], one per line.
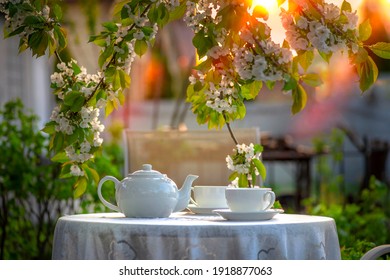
[187, 204, 228, 215]
[213, 209, 284, 221]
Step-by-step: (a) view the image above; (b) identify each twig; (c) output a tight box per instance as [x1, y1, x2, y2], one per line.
[54, 50, 63, 64]
[225, 118, 239, 145]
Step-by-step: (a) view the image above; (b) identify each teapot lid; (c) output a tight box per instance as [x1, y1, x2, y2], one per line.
[130, 164, 164, 178]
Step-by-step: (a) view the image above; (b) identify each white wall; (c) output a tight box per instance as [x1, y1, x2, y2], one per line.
[0, 21, 53, 128]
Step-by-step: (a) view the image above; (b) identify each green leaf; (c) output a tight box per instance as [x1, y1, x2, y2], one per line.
[118, 68, 131, 89]
[82, 164, 100, 185]
[238, 173, 248, 188]
[251, 172, 257, 187]
[7, 3, 18, 17]
[33, 0, 41, 11]
[359, 19, 372, 42]
[156, 3, 170, 27]
[167, 1, 187, 23]
[105, 99, 115, 117]
[265, 81, 275, 90]
[64, 91, 85, 112]
[192, 30, 214, 58]
[368, 42, 390, 59]
[240, 80, 262, 100]
[20, 2, 34, 12]
[236, 102, 246, 119]
[73, 177, 88, 198]
[193, 81, 205, 92]
[134, 39, 148, 56]
[297, 50, 314, 71]
[228, 171, 239, 182]
[301, 73, 323, 87]
[41, 121, 57, 134]
[118, 90, 126, 105]
[48, 35, 56, 56]
[59, 163, 72, 179]
[51, 152, 69, 163]
[71, 61, 82, 75]
[53, 26, 67, 51]
[52, 132, 64, 153]
[217, 4, 242, 32]
[89, 34, 107, 47]
[194, 58, 212, 72]
[341, 0, 352, 12]
[24, 15, 45, 26]
[291, 84, 307, 114]
[273, 200, 283, 209]
[113, 0, 129, 17]
[28, 31, 48, 57]
[18, 39, 29, 53]
[103, 22, 118, 32]
[7, 26, 26, 38]
[253, 158, 267, 181]
[307, 1, 323, 19]
[186, 84, 195, 99]
[353, 47, 369, 64]
[148, 3, 169, 27]
[105, 67, 121, 91]
[66, 127, 84, 146]
[283, 76, 298, 91]
[53, 4, 63, 20]
[254, 144, 263, 154]
[318, 50, 332, 63]
[98, 45, 114, 68]
[148, 3, 159, 23]
[358, 56, 378, 92]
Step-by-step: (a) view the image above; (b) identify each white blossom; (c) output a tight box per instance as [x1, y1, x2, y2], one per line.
[343, 11, 359, 31]
[70, 165, 85, 177]
[226, 143, 261, 175]
[42, 5, 50, 20]
[133, 30, 145, 40]
[80, 141, 91, 154]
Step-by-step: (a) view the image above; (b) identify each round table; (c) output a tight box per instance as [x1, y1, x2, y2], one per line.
[52, 212, 341, 260]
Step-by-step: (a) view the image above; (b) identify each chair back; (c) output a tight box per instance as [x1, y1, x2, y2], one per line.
[123, 128, 260, 186]
[360, 245, 390, 260]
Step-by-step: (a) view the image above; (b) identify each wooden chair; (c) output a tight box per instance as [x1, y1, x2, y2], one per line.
[123, 128, 260, 187]
[360, 245, 390, 260]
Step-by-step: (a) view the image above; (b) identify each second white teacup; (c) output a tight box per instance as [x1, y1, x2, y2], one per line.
[225, 187, 275, 212]
[191, 186, 228, 208]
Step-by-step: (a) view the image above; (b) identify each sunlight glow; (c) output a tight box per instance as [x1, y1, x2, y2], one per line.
[251, 0, 278, 13]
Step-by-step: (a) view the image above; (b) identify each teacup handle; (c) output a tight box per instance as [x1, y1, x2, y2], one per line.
[97, 176, 121, 212]
[190, 187, 198, 206]
[263, 191, 276, 211]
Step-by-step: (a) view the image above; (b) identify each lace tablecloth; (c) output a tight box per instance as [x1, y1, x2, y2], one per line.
[52, 212, 341, 260]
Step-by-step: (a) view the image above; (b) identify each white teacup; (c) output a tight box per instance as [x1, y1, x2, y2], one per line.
[191, 186, 228, 208]
[225, 188, 275, 212]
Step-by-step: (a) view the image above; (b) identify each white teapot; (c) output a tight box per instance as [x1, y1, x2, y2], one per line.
[97, 164, 198, 218]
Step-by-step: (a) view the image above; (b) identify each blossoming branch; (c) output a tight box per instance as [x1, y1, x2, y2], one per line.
[2, 0, 390, 192]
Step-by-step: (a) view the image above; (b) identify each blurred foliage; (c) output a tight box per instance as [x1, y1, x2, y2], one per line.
[306, 129, 390, 259]
[0, 99, 122, 259]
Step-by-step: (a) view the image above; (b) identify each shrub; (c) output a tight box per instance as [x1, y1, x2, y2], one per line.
[0, 99, 122, 259]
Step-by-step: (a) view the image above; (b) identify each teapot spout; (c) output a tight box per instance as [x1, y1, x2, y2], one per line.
[173, 174, 198, 212]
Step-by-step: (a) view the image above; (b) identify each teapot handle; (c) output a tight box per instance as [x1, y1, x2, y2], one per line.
[97, 176, 121, 212]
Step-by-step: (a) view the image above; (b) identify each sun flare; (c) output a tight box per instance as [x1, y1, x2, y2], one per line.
[251, 0, 278, 13]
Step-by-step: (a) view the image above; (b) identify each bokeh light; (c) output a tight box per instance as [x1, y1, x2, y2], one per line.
[251, 0, 278, 13]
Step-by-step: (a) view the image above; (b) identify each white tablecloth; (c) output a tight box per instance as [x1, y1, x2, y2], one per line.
[52, 212, 341, 260]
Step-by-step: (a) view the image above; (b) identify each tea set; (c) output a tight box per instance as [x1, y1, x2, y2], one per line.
[98, 164, 283, 220]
